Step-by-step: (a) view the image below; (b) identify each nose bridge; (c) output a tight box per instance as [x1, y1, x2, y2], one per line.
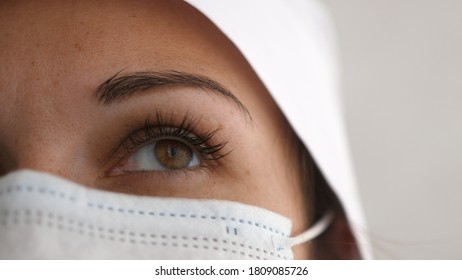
[12, 132, 71, 178]
[1, 47, 97, 180]
[0, 13, 92, 178]
[7, 95, 74, 176]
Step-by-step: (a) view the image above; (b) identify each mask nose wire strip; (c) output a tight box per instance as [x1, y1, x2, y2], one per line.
[272, 210, 334, 251]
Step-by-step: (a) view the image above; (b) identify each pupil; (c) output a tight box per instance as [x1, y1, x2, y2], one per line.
[154, 139, 193, 169]
[167, 146, 177, 158]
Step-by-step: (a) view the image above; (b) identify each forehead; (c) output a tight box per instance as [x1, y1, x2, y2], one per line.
[0, 0, 234, 85]
[0, 0, 214, 50]
[0, 0, 257, 126]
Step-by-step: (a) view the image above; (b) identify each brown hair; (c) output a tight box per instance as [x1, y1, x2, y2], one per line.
[293, 132, 362, 259]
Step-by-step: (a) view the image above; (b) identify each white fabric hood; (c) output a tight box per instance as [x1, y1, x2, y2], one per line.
[185, 0, 372, 259]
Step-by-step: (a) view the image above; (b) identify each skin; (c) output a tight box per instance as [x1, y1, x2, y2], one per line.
[0, 0, 311, 258]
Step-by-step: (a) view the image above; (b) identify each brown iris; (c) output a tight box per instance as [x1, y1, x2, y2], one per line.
[154, 139, 193, 169]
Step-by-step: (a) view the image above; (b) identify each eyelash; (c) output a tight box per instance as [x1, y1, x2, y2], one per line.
[120, 112, 228, 164]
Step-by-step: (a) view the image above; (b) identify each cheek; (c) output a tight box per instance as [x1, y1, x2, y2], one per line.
[210, 126, 302, 218]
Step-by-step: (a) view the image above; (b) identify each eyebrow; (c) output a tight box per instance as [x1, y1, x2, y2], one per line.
[95, 70, 251, 119]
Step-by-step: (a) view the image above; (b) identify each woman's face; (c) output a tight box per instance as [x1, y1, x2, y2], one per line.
[0, 0, 311, 258]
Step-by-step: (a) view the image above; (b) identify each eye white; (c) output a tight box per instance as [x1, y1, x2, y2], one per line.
[122, 140, 200, 172]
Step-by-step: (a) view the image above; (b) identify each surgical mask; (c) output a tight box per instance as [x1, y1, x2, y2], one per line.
[0, 170, 332, 259]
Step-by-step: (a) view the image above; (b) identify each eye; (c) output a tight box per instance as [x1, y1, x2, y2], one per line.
[107, 113, 229, 177]
[114, 138, 200, 174]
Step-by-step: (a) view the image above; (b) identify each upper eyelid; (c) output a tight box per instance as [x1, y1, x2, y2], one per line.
[121, 112, 201, 153]
[107, 113, 228, 167]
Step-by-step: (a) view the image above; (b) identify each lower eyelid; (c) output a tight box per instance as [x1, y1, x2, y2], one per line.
[96, 166, 215, 196]
[114, 165, 213, 181]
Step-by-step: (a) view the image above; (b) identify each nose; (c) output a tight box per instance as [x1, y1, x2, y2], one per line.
[2, 137, 78, 181]
[0, 83, 91, 179]
[0, 109, 82, 181]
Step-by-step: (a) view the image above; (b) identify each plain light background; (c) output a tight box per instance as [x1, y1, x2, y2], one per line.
[321, 0, 462, 259]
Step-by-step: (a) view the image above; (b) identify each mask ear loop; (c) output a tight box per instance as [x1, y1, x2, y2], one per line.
[272, 211, 334, 251]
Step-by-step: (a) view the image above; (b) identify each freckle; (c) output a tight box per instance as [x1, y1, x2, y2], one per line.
[74, 43, 83, 52]
[30, 61, 36, 66]
[35, 43, 40, 47]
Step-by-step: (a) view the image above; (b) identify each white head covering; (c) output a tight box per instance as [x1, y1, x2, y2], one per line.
[185, 0, 372, 259]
